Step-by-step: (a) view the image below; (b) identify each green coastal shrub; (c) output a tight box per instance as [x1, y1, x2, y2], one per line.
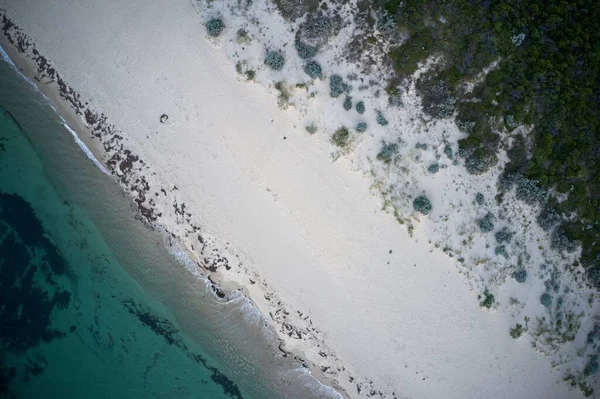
[331, 127, 350, 148]
[329, 74, 348, 98]
[343, 96, 352, 111]
[427, 163, 439, 174]
[355, 101, 365, 114]
[475, 192, 484, 205]
[355, 122, 367, 133]
[479, 212, 495, 233]
[303, 60, 322, 79]
[206, 18, 225, 37]
[376, 111, 389, 126]
[264, 51, 286, 71]
[512, 269, 527, 283]
[413, 195, 432, 215]
[376, 142, 398, 163]
[540, 293, 553, 308]
[480, 290, 495, 309]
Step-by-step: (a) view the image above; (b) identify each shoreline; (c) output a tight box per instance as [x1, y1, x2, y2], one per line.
[0, 1, 593, 397]
[0, 15, 348, 399]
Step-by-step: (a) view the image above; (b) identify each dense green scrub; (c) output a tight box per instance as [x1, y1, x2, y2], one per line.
[380, 0, 600, 287]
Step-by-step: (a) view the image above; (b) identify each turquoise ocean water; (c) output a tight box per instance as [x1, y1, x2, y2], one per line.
[0, 50, 339, 399]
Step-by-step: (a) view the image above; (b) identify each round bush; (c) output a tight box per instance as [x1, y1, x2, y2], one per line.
[540, 293, 552, 308]
[303, 60, 322, 79]
[427, 163, 439, 174]
[206, 18, 226, 37]
[356, 122, 367, 133]
[343, 96, 352, 111]
[512, 269, 527, 283]
[413, 195, 432, 215]
[415, 142, 428, 150]
[264, 51, 285, 71]
[355, 101, 365, 114]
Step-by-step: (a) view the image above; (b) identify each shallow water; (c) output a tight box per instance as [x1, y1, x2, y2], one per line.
[0, 51, 339, 399]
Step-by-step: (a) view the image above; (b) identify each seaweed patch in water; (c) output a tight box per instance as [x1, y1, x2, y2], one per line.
[0, 192, 72, 390]
[122, 299, 244, 399]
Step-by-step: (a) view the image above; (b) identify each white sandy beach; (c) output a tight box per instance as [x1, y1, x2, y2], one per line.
[0, 0, 588, 397]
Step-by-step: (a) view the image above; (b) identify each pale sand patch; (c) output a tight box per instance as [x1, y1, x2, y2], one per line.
[0, 0, 582, 397]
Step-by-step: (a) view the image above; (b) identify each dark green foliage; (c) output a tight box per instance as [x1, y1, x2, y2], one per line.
[427, 163, 439, 174]
[415, 142, 428, 150]
[206, 18, 225, 37]
[355, 100, 365, 114]
[303, 60, 322, 79]
[377, 0, 600, 287]
[343, 96, 352, 111]
[376, 142, 398, 163]
[512, 269, 527, 283]
[479, 212, 495, 233]
[264, 51, 286, 71]
[480, 289, 495, 308]
[331, 126, 350, 147]
[329, 74, 348, 98]
[413, 195, 432, 215]
[540, 293, 553, 308]
[356, 122, 368, 133]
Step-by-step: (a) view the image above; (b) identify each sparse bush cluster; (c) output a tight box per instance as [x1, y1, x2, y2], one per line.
[413, 195, 433, 215]
[264, 51, 286, 71]
[415, 142, 428, 150]
[206, 18, 225, 37]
